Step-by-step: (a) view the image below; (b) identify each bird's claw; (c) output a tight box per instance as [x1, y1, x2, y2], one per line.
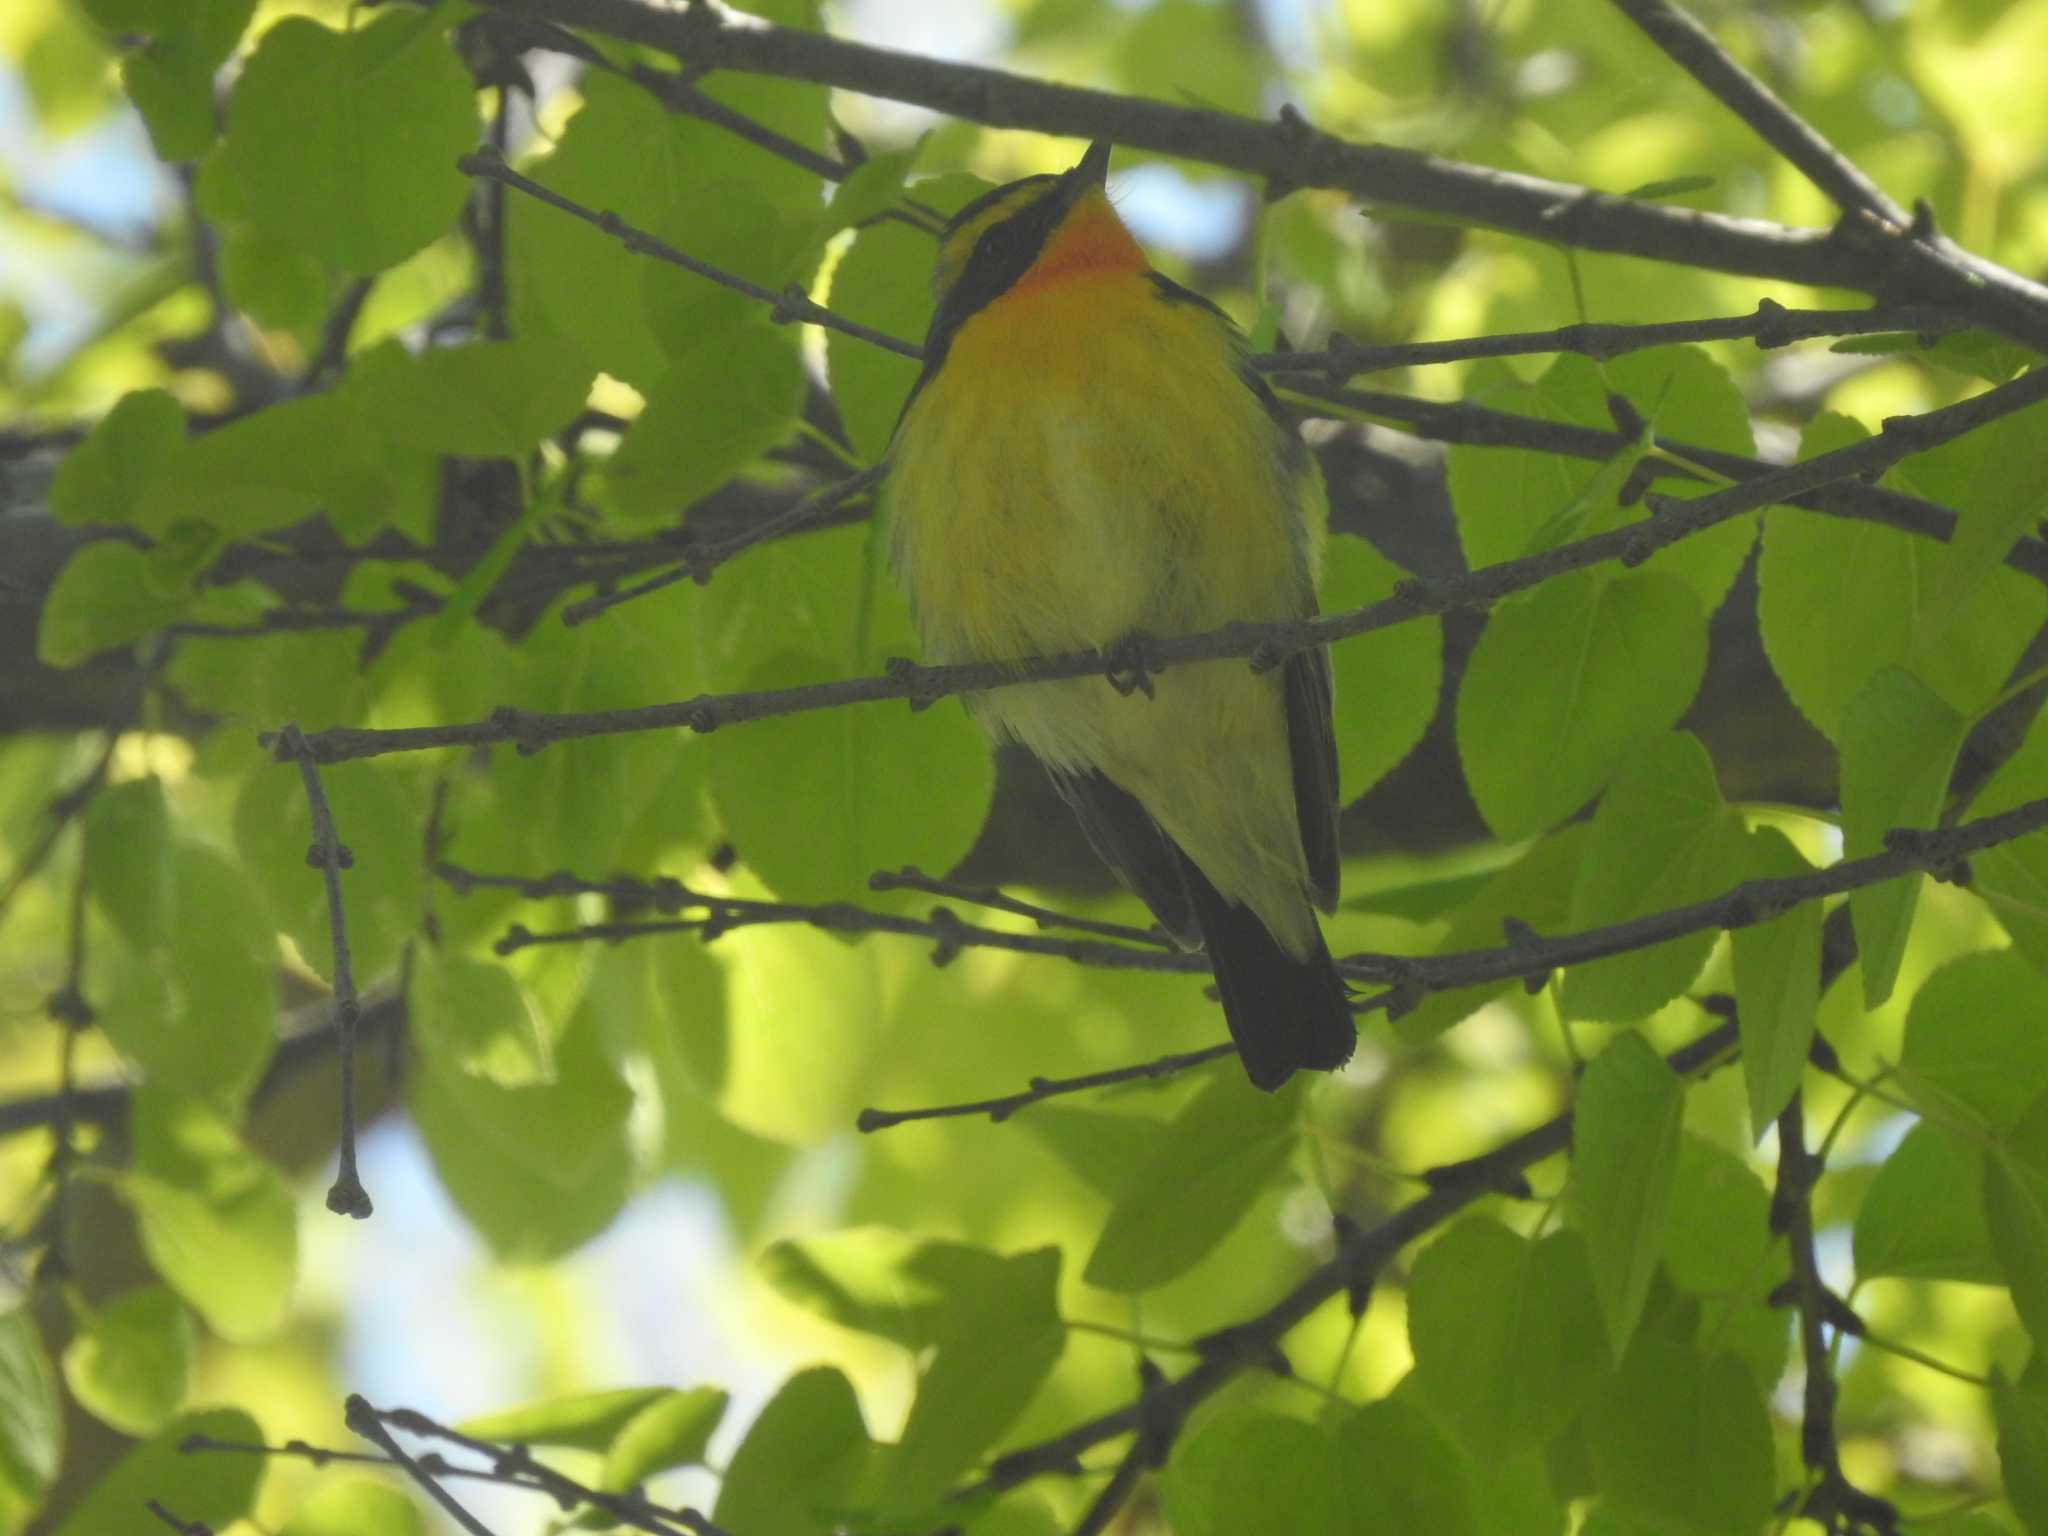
[1105, 632, 1159, 698]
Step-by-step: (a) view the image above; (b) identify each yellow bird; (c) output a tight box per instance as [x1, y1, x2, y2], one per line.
[886, 142, 1353, 1090]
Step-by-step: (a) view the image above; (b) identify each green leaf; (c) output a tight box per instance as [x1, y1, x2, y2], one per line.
[124, 29, 217, 161]
[820, 141, 924, 237]
[601, 1388, 730, 1493]
[1894, 395, 2048, 630]
[1016, 1103, 1165, 1203]
[606, 315, 803, 521]
[0, 1310, 60, 1536]
[706, 650, 994, 908]
[1830, 330, 2033, 384]
[1583, 1338, 1774, 1536]
[1083, 1071, 1298, 1292]
[412, 1007, 634, 1260]
[279, 1476, 425, 1536]
[1900, 950, 2048, 1132]
[1397, 826, 1586, 1043]
[37, 542, 194, 666]
[97, 839, 277, 1097]
[369, 337, 596, 459]
[1970, 712, 2048, 975]
[718, 916, 884, 1144]
[408, 951, 551, 1087]
[60, 1286, 191, 1438]
[1407, 1220, 1606, 1455]
[52, 1408, 263, 1536]
[1840, 666, 1968, 1008]
[83, 775, 172, 950]
[1854, 1122, 1999, 1284]
[1321, 532, 1443, 805]
[1759, 413, 2044, 740]
[460, 1387, 676, 1450]
[1620, 174, 1717, 199]
[121, 1094, 297, 1341]
[880, 1246, 1064, 1515]
[1986, 1088, 2048, 1339]
[502, 74, 678, 388]
[235, 757, 424, 990]
[1117, 0, 1268, 115]
[49, 388, 185, 529]
[1449, 350, 1756, 613]
[635, 932, 729, 1101]
[219, 222, 331, 330]
[163, 387, 394, 539]
[759, 1226, 945, 1346]
[219, 11, 475, 274]
[1731, 826, 1821, 1135]
[1994, 1370, 2048, 1536]
[711, 1368, 868, 1536]
[1560, 731, 1747, 1021]
[1660, 1135, 1773, 1296]
[1570, 1033, 1684, 1360]
[1331, 1395, 1483, 1536]
[1458, 570, 1707, 841]
[1162, 1411, 1348, 1536]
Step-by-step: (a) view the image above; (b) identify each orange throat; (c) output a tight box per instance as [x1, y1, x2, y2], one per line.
[1012, 194, 1147, 296]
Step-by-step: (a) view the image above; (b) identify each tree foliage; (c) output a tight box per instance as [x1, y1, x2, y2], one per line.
[5, 0, 2048, 1532]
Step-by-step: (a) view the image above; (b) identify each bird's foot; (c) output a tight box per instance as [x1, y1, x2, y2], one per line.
[1104, 631, 1159, 699]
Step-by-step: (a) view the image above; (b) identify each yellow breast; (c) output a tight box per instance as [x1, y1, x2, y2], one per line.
[887, 271, 1316, 667]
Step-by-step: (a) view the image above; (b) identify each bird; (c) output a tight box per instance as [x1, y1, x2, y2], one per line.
[884, 140, 1354, 1091]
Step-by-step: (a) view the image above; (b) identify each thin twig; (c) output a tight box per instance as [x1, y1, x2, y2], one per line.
[266, 358, 2048, 769]
[867, 865, 1171, 946]
[481, 0, 2048, 350]
[447, 791, 2048, 1128]
[560, 465, 885, 627]
[1607, 0, 1907, 229]
[971, 1019, 1740, 1497]
[1772, 1095, 1899, 1533]
[0, 994, 403, 1145]
[0, 736, 116, 931]
[272, 726, 373, 1220]
[144, 1501, 211, 1536]
[858, 1045, 1238, 1132]
[1258, 300, 1963, 378]
[1296, 382, 2048, 584]
[348, 1400, 734, 1536]
[344, 1398, 501, 1536]
[456, 146, 922, 360]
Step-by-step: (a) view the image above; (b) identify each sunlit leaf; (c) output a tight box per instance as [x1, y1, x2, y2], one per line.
[218, 11, 474, 274]
[1407, 1220, 1606, 1454]
[1570, 1033, 1684, 1360]
[60, 1286, 191, 1438]
[1840, 666, 1968, 1007]
[1458, 570, 1707, 841]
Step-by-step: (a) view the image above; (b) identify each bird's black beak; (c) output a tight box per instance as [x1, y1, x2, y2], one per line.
[1075, 140, 1113, 188]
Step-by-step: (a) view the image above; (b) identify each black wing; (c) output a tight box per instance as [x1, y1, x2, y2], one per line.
[1048, 769, 1199, 947]
[1286, 641, 1341, 913]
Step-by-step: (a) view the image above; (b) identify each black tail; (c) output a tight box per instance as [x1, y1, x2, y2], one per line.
[1180, 855, 1354, 1092]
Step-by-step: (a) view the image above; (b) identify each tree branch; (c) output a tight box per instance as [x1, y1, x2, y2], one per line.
[456, 146, 921, 360]
[1607, 0, 1907, 229]
[1772, 1093, 1899, 1533]
[273, 725, 372, 1220]
[973, 1018, 1740, 1495]
[446, 790, 2048, 1128]
[265, 359, 2048, 767]
[1260, 299, 1964, 377]
[482, 0, 2048, 351]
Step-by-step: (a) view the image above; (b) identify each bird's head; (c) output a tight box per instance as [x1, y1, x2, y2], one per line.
[925, 142, 1146, 345]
